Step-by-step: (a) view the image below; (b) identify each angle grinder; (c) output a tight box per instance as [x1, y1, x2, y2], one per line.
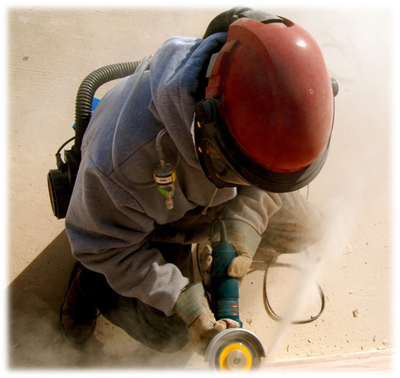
[204, 218, 266, 371]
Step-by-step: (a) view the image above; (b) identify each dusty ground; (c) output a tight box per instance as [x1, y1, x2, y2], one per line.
[5, 4, 395, 374]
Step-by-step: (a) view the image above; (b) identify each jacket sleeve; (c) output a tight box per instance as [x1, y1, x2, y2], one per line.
[65, 154, 189, 316]
[220, 186, 283, 255]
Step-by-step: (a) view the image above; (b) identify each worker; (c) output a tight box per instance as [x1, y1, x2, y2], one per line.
[60, 6, 337, 355]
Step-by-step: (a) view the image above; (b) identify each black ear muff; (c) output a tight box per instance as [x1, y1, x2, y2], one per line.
[203, 6, 252, 38]
[195, 100, 219, 124]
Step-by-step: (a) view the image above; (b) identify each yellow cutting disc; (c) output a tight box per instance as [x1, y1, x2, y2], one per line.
[219, 343, 253, 372]
[205, 328, 266, 371]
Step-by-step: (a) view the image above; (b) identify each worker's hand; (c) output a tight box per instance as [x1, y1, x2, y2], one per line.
[200, 242, 252, 284]
[204, 220, 261, 280]
[224, 220, 261, 279]
[190, 311, 239, 355]
[174, 282, 239, 355]
[227, 242, 253, 278]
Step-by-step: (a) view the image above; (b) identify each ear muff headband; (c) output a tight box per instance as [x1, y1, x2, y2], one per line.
[203, 7, 286, 38]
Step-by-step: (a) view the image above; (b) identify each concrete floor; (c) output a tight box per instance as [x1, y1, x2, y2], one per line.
[6, 4, 395, 373]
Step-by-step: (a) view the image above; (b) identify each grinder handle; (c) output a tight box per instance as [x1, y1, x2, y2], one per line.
[210, 218, 243, 327]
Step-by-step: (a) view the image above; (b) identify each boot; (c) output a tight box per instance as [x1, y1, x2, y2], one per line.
[60, 263, 99, 344]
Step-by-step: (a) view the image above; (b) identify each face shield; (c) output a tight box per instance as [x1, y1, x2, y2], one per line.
[192, 106, 331, 193]
[191, 115, 249, 188]
[202, 140, 250, 186]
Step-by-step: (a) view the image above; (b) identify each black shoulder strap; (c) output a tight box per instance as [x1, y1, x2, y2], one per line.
[203, 6, 286, 39]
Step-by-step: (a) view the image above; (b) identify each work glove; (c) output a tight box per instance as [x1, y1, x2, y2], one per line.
[174, 282, 239, 355]
[202, 220, 261, 284]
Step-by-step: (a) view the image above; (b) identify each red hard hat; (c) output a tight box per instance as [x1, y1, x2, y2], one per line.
[194, 16, 337, 192]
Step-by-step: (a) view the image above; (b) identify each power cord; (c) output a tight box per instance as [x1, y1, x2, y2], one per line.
[253, 259, 325, 324]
